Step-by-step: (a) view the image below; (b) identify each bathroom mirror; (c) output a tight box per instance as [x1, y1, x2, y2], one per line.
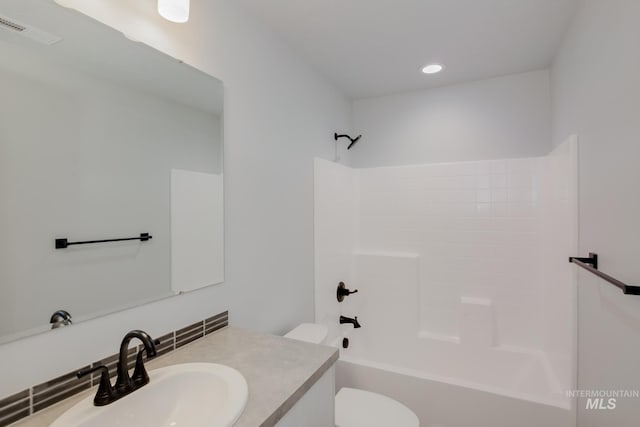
[0, 0, 224, 344]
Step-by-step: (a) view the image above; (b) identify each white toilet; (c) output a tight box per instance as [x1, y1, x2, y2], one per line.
[284, 323, 419, 427]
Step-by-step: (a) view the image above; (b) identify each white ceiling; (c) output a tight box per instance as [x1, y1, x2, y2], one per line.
[236, 0, 581, 99]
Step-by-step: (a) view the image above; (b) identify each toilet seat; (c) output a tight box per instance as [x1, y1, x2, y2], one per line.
[335, 387, 419, 427]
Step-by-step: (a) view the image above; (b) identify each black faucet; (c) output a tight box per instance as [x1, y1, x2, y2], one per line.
[340, 315, 361, 328]
[115, 330, 158, 394]
[77, 330, 159, 406]
[76, 365, 116, 406]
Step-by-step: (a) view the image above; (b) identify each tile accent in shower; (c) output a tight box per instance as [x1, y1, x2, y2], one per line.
[0, 310, 228, 427]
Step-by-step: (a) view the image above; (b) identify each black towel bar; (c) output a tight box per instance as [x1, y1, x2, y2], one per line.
[55, 233, 152, 249]
[569, 253, 640, 295]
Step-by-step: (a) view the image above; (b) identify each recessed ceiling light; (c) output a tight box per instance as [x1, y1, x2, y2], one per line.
[422, 64, 444, 74]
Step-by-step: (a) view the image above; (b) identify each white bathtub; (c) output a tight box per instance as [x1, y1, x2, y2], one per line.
[332, 335, 575, 427]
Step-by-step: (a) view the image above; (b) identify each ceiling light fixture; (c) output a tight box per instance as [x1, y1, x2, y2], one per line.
[158, 0, 190, 23]
[422, 64, 444, 74]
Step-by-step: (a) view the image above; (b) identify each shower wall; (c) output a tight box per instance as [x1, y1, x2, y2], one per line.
[357, 156, 544, 349]
[314, 137, 577, 397]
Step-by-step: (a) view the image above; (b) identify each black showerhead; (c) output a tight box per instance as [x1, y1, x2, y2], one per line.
[334, 133, 362, 150]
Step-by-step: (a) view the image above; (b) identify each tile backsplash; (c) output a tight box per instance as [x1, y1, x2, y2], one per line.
[0, 310, 228, 427]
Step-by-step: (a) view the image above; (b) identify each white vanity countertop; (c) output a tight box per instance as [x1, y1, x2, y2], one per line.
[11, 327, 339, 427]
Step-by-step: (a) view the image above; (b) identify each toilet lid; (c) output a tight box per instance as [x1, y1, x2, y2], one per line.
[283, 323, 328, 344]
[335, 388, 419, 427]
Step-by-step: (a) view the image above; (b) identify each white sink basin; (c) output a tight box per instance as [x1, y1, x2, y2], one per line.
[50, 363, 248, 427]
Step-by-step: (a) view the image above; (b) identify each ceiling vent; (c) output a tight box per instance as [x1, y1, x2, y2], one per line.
[0, 14, 62, 45]
[0, 16, 26, 32]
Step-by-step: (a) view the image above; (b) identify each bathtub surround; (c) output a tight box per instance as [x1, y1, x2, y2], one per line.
[551, 0, 640, 425]
[314, 138, 577, 425]
[0, 311, 228, 427]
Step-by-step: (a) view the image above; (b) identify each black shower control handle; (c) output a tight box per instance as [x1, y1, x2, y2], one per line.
[337, 282, 359, 302]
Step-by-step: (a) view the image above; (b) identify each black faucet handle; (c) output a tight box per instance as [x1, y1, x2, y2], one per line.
[131, 338, 161, 387]
[77, 365, 101, 379]
[77, 365, 116, 406]
[131, 352, 150, 387]
[337, 282, 359, 302]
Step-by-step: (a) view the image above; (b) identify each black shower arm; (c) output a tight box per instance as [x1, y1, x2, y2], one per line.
[334, 133, 362, 150]
[334, 133, 360, 143]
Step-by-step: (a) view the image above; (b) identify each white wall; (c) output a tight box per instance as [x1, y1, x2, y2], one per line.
[171, 170, 224, 293]
[552, 0, 640, 424]
[352, 70, 552, 168]
[0, 0, 351, 397]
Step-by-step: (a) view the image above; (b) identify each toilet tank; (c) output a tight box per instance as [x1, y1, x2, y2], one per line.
[284, 323, 328, 344]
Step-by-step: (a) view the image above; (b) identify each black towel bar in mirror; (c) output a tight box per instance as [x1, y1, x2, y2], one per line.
[55, 233, 152, 249]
